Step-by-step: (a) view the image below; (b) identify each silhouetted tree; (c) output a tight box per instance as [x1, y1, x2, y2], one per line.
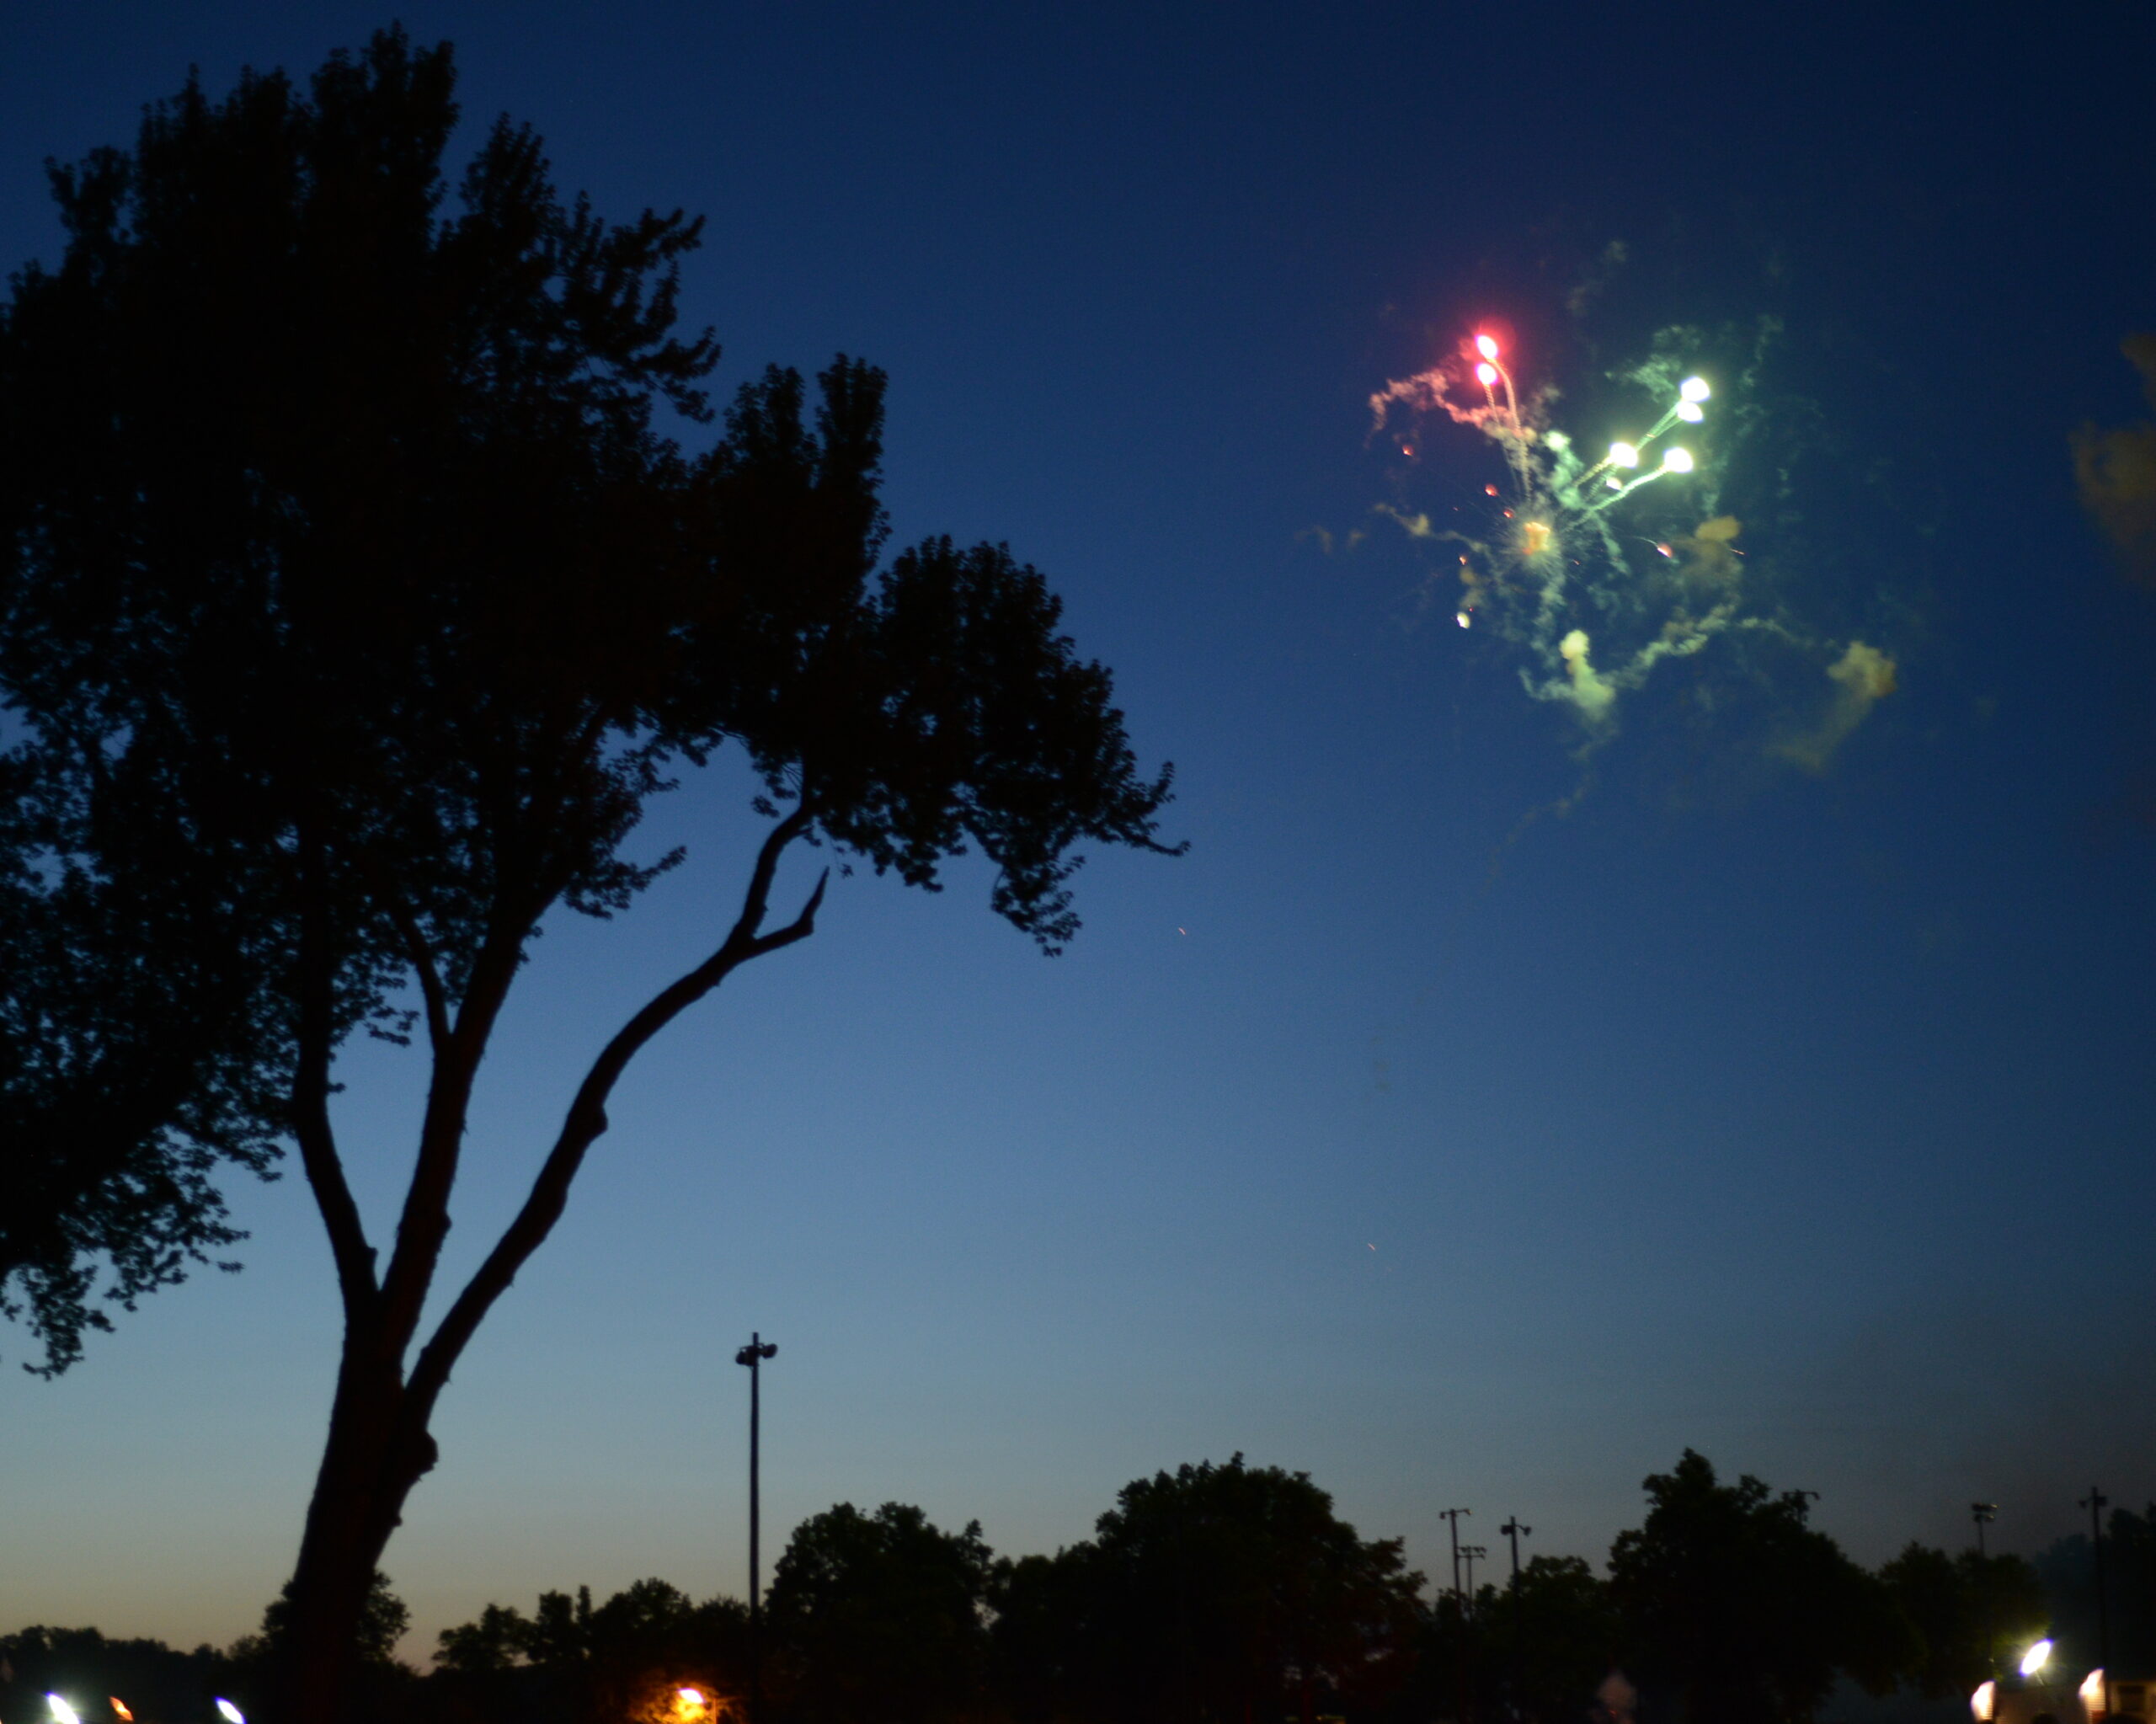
[221, 1570, 418, 1721]
[2034, 1502, 2156, 1674]
[766, 1501, 995, 1724]
[1607, 1451, 1915, 1724]
[1879, 1541, 2047, 1697]
[0, 1625, 226, 1723]
[432, 1578, 747, 1724]
[0, 29, 1177, 1722]
[1482, 1554, 1623, 1723]
[0, 740, 286, 1374]
[1076, 1454, 1423, 1724]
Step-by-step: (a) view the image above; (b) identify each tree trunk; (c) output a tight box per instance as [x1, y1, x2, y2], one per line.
[270, 1336, 439, 1722]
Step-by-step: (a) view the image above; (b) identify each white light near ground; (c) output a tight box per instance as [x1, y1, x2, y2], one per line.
[215, 1701, 246, 1724]
[2020, 1639, 2054, 1678]
[46, 1697, 81, 1724]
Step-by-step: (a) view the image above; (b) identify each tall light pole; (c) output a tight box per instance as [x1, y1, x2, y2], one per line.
[736, 1332, 778, 1724]
[2082, 1486, 2111, 1721]
[1500, 1519, 1531, 1723]
[1462, 1545, 1488, 1605]
[1438, 1508, 1470, 1606]
[1972, 1502, 1998, 1679]
[1500, 1519, 1531, 1591]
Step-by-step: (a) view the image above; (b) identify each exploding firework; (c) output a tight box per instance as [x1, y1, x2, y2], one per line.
[1368, 323, 1893, 761]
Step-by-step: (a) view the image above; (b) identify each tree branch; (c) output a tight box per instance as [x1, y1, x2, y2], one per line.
[375, 910, 529, 1352]
[294, 819, 378, 1316]
[378, 890, 451, 1056]
[404, 811, 824, 1415]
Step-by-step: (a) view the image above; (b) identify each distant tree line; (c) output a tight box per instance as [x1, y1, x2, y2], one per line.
[8, 1454, 2148, 1724]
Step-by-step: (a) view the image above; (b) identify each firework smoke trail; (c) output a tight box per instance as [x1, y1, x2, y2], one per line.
[1369, 329, 1748, 729]
[1369, 321, 1896, 766]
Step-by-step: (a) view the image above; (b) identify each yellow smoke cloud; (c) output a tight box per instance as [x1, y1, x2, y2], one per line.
[1775, 639, 1897, 773]
[1674, 515, 1745, 582]
[1558, 628, 1620, 724]
[2071, 334, 2156, 589]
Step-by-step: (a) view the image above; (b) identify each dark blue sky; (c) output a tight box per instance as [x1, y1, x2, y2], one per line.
[4, 0, 2153, 1657]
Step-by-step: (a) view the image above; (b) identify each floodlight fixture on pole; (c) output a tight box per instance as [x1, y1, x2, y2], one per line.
[1499, 1519, 1532, 1591]
[736, 1332, 778, 1724]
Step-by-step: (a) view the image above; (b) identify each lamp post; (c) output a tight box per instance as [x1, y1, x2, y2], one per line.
[736, 1332, 778, 1724]
[1971, 1502, 1998, 1679]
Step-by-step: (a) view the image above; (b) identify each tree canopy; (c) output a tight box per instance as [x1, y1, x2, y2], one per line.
[1880, 1540, 2049, 1697]
[1070, 1454, 1423, 1723]
[766, 1502, 995, 1724]
[1607, 1449, 1916, 1724]
[0, 28, 1177, 1716]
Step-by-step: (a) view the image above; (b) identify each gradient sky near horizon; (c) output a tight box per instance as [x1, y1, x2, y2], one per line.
[4, 0, 2154, 1662]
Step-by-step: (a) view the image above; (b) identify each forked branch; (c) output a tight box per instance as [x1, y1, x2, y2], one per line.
[403, 812, 825, 1414]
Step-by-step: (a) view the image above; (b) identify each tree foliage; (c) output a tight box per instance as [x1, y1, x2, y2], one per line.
[1879, 1541, 2048, 1697]
[0, 28, 1177, 1717]
[766, 1501, 995, 1724]
[1607, 1450, 1916, 1724]
[434, 1578, 747, 1723]
[1053, 1454, 1424, 1723]
[2034, 1501, 2156, 1674]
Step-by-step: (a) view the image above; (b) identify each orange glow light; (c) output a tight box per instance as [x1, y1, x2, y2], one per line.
[1475, 334, 1500, 361]
[1475, 361, 1499, 387]
[111, 1705, 135, 1724]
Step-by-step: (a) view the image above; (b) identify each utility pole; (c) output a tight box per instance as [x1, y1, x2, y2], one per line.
[1499, 1520, 1531, 1723]
[1438, 1508, 1470, 1606]
[1972, 1502, 1998, 1679]
[2082, 1486, 2111, 1721]
[1437, 1507, 1471, 1724]
[1462, 1545, 1488, 1604]
[1500, 1519, 1531, 1590]
[735, 1332, 778, 1724]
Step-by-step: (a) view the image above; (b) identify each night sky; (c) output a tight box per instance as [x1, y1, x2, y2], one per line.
[4, 1, 2153, 1661]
